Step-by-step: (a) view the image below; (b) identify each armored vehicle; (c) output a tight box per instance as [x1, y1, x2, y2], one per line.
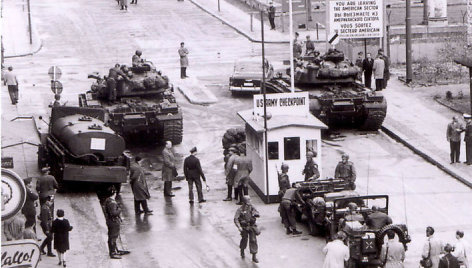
[79, 60, 183, 145]
[37, 106, 130, 188]
[266, 49, 387, 130]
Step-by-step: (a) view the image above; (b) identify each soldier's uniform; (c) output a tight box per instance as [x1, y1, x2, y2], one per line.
[334, 161, 356, 189]
[303, 159, 320, 181]
[464, 118, 472, 165]
[279, 188, 303, 234]
[278, 172, 290, 198]
[132, 54, 142, 67]
[104, 196, 122, 258]
[234, 204, 260, 257]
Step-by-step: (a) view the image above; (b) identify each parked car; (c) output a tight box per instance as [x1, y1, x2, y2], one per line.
[229, 58, 274, 94]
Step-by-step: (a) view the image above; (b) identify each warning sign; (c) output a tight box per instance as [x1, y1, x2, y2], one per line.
[329, 0, 384, 38]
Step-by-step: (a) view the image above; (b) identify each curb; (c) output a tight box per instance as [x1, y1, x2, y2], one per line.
[380, 125, 472, 189]
[435, 98, 470, 114]
[188, 0, 289, 44]
[4, 40, 43, 59]
[176, 86, 217, 105]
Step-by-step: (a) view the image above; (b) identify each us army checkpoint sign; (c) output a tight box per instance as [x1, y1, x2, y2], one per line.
[328, 0, 384, 39]
[253, 92, 309, 116]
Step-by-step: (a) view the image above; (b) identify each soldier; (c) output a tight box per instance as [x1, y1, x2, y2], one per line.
[447, 116, 464, 164]
[267, 2, 276, 30]
[279, 184, 303, 235]
[22, 177, 38, 233]
[366, 206, 392, 230]
[36, 167, 58, 208]
[302, 151, 320, 181]
[293, 32, 303, 59]
[130, 156, 153, 215]
[183, 147, 207, 204]
[178, 42, 189, 79]
[305, 35, 315, 56]
[107, 63, 127, 103]
[104, 187, 130, 259]
[344, 202, 365, 223]
[223, 147, 238, 201]
[234, 151, 253, 205]
[334, 154, 356, 190]
[464, 114, 472, 165]
[234, 196, 260, 263]
[39, 196, 55, 257]
[132, 50, 144, 67]
[162, 141, 176, 197]
[278, 163, 290, 199]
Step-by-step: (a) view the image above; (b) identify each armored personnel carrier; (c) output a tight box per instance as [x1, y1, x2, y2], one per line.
[79, 60, 183, 145]
[266, 49, 387, 130]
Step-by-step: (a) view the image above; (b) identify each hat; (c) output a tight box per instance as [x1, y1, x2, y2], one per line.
[41, 167, 50, 173]
[23, 177, 33, 185]
[190, 147, 197, 153]
[463, 113, 472, 119]
[228, 147, 237, 152]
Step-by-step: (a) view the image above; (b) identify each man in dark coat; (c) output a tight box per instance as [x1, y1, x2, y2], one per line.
[335, 154, 356, 190]
[439, 244, 460, 268]
[22, 177, 38, 232]
[362, 53, 374, 89]
[184, 147, 207, 204]
[267, 2, 276, 30]
[130, 157, 152, 215]
[447, 116, 464, 164]
[162, 141, 176, 197]
[36, 167, 58, 208]
[39, 196, 55, 257]
[366, 205, 392, 230]
[224, 147, 238, 201]
[104, 187, 129, 259]
[464, 114, 472, 165]
[302, 151, 320, 181]
[234, 196, 260, 263]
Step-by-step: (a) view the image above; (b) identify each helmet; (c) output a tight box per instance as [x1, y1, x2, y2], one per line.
[341, 153, 349, 160]
[135, 50, 142, 56]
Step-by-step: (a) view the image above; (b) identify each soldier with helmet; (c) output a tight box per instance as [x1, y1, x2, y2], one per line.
[302, 151, 320, 181]
[278, 163, 290, 199]
[234, 196, 260, 263]
[334, 154, 356, 190]
[107, 63, 128, 103]
[279, 183, 303, 235]
[132, 50, 145, 68]
[104, 186, 130, 259]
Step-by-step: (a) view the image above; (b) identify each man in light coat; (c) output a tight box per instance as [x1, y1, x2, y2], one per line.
[178, 42, 189, 79]
[373, 54, 385, 91]
[162, 141, 176, 197]
[422, 226, 444, 268]
[3, 66, 19, 104]
[322, 231, 349, 268]
[380, 230, 405, 268]
[233, 151, 253, 205]
[453, 230, 470, 267]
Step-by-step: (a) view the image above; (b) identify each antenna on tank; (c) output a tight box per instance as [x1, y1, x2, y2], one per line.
[401, 173, 408, 226]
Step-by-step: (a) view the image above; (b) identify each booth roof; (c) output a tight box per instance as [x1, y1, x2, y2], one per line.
[237, 109, 328, 132]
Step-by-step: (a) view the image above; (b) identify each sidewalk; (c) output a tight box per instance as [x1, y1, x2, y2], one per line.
[382, 76, 472, 187]
[2, 0, 42, 58]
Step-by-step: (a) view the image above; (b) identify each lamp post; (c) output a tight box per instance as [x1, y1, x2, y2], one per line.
[289, 0, 295, 92]
[260, 11, 270, 203]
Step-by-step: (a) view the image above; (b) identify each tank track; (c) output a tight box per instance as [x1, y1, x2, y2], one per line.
[162, 119, 183, 145]
[360, 109, 386, 131]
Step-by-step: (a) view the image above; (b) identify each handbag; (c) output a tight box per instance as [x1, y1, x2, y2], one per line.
[420, 240, 433, 268]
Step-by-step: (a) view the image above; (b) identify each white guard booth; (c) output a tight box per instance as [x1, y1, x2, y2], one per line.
[237, 92, 328, 204]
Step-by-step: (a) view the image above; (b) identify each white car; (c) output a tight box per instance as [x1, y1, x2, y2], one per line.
[229, 58, 274, 94]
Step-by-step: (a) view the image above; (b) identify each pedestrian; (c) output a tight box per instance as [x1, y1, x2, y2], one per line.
[422, 226, 444, 268]
[447, 116, 464, 164]
[380, 230, 405, 268]
[452, 230, 470, 267]
[378, 49, 390, 89]
[4, 214, 26, 241]
[277, 163, 290, 199]
[305, 35, 315, 56]
[130, 156, 153, 215]
[267, 2, 276, 30]
[293, 32, 302, 59]
[104, 187, 130, 259]
[234, 150, 253, 205]
[234, 196, 260, 263]
[39, 196, 56, 257]
[322, 231, 350, 268]
[373, 54, 385, 91]
[464, 114, 472, 165]
[3, 66, 19, 104]
[22, 177, 38, 233]
[51, 209, 73, 267]
[183, 147, 207, 204]
[355, 51, 364, 82]
[119, 0, 127, 10]
[162, 140, 176, 197]
[36, 167, 58, 208]
[223, 147, 238, 201]
[366, 205, 392, 230]
[439, 244, 460, 268]
[362, 53, 374, 89]
[334, 154, 356, 190]
[279, 183, 303, 235]
[178, 42, 189, 79]
[302, 151, 320, 181]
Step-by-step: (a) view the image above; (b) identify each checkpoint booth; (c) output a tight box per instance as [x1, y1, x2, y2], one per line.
[238, 92, 328, 203]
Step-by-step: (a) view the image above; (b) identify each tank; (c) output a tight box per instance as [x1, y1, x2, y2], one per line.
[79, 60, 183, 145]
[267, 49, 387, 131]
[37, 106, 129, 186]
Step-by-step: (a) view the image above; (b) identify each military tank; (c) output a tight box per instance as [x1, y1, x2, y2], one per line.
[79, 60, 183, 145]
[267, 49, 387, 131]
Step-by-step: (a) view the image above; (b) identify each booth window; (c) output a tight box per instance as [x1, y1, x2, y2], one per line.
[268, 142, 279, 160]
[306, 139, 318, 157]
[284, 137, 300, 160]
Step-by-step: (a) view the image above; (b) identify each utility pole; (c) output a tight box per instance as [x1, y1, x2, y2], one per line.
[260, 11, 270, 204]
[468, 0, 472, 47]
[423, 0, 428, 24]
[289, 0, 295, 92]
[406, 0, 412, 83]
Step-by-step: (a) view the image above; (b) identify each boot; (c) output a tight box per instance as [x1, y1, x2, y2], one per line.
[286, 228, 292, 234]
[240, 249, 245, 259]
[252, 254, 259, 263]
[292, 229, 302, 235]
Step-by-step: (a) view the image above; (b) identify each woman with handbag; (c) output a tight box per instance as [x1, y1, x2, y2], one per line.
[422, 226, 445, 268]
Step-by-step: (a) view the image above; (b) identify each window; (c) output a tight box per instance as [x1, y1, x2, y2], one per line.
[268, 142, 279, 160]
[306, 139, 318, 157]
[284, 137, 300, 160]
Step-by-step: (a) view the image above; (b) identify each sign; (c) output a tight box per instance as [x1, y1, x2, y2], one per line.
[1, 240, 41, 268]
[282, 0, 306, 12]
[329, 0, 384, 38]
[48, 66, 62, 80]
[253, 92, 309, 116]
[1, 157, 14, 169]
[1, 169, 26, 221]
[90, 138, 106, 150]
[51, 80, 63, 94]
